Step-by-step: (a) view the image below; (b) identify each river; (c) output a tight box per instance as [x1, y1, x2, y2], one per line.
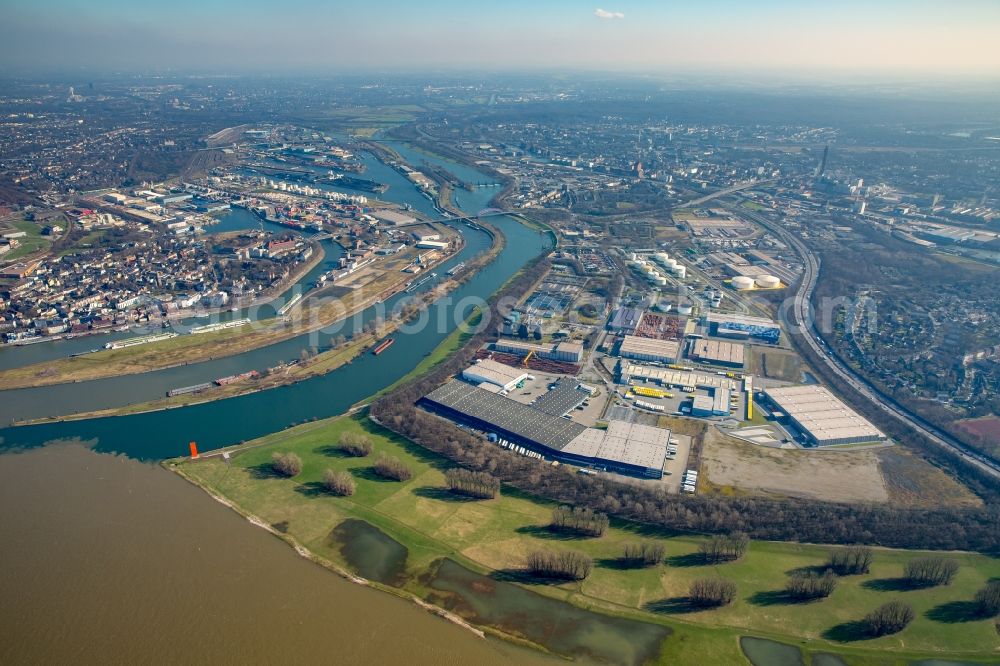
[0, 143, 572, 665]
[0, 141, 544, 427]
[0, 443, 555, 665]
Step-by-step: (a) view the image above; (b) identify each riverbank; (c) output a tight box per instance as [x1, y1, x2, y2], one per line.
[15, 223, 503, 425]
[170, 411, 1000, 666]
[0, 238, 461, 392]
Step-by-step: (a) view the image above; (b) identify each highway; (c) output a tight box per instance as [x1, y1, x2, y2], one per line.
[739, 206, 1000, 481]
[676, 179, 775, 209]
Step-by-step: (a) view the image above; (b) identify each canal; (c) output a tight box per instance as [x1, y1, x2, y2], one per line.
[0, 148, 548, 457]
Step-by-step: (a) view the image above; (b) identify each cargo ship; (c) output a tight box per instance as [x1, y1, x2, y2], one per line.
[325, 174, 389, 194]
[371, 338, 395, 355]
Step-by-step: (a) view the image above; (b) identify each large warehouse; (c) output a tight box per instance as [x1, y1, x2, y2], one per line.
[618, 335, 681, 363]
[705, 312, 781, 343]
[422, 380, 671, 478]
[689, 339, 745, 367]
[461, 358, 530, 392]
[494, 339, 584, 363]
[608, 307, 643, 334]
[763, 384, 886, 446]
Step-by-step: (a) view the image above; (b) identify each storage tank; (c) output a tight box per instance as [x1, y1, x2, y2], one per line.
[677, 304, 693, 315]
[655, 276, 667, 286]
[665, 257, 679, 269]
[732, 276, 755, 290]
[755, 275, 780, 289]
[672, 265, 687, 278]
[654, 252, 669, 265]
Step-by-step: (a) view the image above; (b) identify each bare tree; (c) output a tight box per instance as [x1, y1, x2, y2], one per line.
[786, 569, 838, 600]
[973, 580, 1000, 618]
[863, 600, 914, 636]
[903, 557, 959, 587]
[827, 545, 873, 575]
[525, 550, 592, 580]
[323, 469, 356, 496]
[689, 578, 737, 607]
[373, 454, 412, 481]
[271, 452, 302, 477]
[622, 542, 665, 568]
[337, 432, 373, 457]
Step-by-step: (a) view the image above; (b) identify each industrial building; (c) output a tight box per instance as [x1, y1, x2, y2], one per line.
[531, 378, 591, 416]
[690, 388, 732, 417]
[422, 380, 671, 478]
[620, 360, 739, 392]
[461, 359, 530, 392]
[689, 339, 746, 367]
[705, 312, 781, 343]
[493, 339, 584, 363]
[763, 384, 886, 446]
[607, 307, 643, 334]
[618, 335, 680, 363]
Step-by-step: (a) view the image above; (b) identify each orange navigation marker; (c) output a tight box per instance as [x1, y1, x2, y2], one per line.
[189, 441, 199, 459]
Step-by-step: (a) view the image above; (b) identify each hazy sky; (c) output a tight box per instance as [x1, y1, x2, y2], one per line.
[3, 0, 1000, 78]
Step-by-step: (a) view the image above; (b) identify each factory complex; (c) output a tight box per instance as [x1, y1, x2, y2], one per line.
[762, 384, 886, 446]
[422, 378, 673, 478]
[704, 312, 781, 343]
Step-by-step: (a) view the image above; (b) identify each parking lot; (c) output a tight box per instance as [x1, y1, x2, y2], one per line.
[506, 370, 606, 427]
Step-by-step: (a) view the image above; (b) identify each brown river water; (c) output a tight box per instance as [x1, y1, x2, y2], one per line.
[0, 443, 554, 665]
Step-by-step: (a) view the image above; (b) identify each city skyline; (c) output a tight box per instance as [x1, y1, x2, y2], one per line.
[3, 0, 1000, 80]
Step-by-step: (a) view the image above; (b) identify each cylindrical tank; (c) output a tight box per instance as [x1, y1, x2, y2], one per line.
[673, 265, 686, 278]
[732, 276, 755, 290]
[654, 252, 669, 265]
[677, 304, 693, 315]
[655, 276, 667, 286]
[755, 275, 780, 288]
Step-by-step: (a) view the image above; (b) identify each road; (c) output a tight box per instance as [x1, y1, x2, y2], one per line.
[676, 179, 775, 209]
[739, 206, 1000, 481]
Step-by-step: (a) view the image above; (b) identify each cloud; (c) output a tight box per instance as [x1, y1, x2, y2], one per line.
[594, 8, 624, 20]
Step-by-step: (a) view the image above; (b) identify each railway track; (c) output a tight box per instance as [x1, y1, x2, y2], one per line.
[740, 207, 1000, 481]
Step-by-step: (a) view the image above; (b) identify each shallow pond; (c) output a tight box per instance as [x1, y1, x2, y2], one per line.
[740, 636, 806, 666]
[332, 518, 409, 586]
[428, 558, 670, 665]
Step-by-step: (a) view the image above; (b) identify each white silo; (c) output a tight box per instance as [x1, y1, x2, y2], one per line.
[755, 275, 780, 289]
[732, 276, 755, 290]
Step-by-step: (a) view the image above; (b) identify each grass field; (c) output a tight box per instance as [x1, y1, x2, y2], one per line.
[1, 219, 52, 262]
[174, 413, 1000, 665]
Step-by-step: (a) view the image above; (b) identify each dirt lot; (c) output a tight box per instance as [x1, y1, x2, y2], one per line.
[700, 428, 890, 503]
[749, 347, 805, 383]
[700, 430, 981, 507]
